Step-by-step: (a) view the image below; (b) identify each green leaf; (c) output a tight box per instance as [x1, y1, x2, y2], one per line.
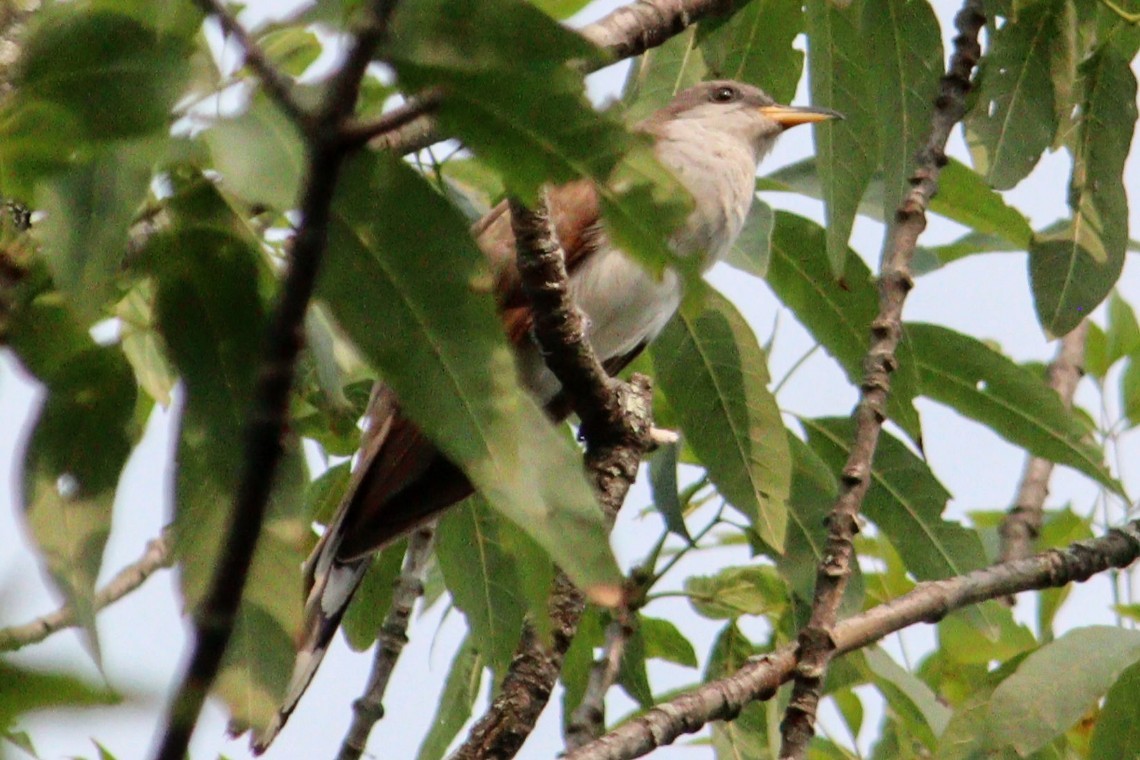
[34, 143, 158, 323]
[705, 623, 769, 757]
[758, 158, 1033, 254]
[0, 662, 117, 728]
[618, 618, 653, 708]
[938, 603, 1036, 666]
[986, 627, 1140, 755]
[864, 646, 950, 748]
[802, 418, 987, 583]
[436, 497, 554, 674]
[684, 564, 787, 619]
[806, 0, 876, 273]
[16, 8, 189, 140]
[863, 0, 942, 217]
[723, 200, 774, 279]
[647, 442, 691, 542]
[651, 289, 790, 550]
[965, 0, 1063, 189]
[321, 153, 621, 598]
[1090, 661, 1140, 759]
[907, 323, 1119, 492]
[340, 537, 407, 652]
[115, 282, 178, 406]
[697, 0, 804, 104]
[640, 616, 698, 668]
[415, 635, 484, 760]
[20, 345, 137, 663]
[1105, 291, 1140, 366]
[560, 606, 606, 721]
[1123, 357, 1140, 428]
[204, 96, 306, 211]
[257, 27, 322, 77]
[0, 99, 85, 201]
[1085, 320, 1109, 380]
[622, 27, 706, 124]
[1031, 46, 1136, 335]
[526, 0, 594, 18]
[778, 435, 851, 602]
[146, 179, 308, 735]
[765, 211, 923, 442]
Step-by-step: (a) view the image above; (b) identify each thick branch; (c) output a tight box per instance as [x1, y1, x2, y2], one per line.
[565, 521, 1140, 760]
[365, 0, 735, 155]
[777, 2, 986, 757]
[447, 197, 655, 760]
[191, 0, 307, 126]
[0, 530, 173, 652]
[999, 322, 1089, 563]
[337, 524, 436, 760]
[150, 4, 399, 759]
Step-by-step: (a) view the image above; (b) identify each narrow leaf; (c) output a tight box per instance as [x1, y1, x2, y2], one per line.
[651, 289, 791, 550]
[697, 0, 804, 104]
[806, 0, 876, 273]
[16, 8, 189, 140]
[966, 0, 1063, 189]
[1031, 46, 1136, 335]
[987, 627, 1140, 755]
[765, 211, 923, 442]
[1090, 661, 1140, 759]
[863, 0, 942, 217]
[321, 153, 621, 597]
[908, 322, 1119, 492]
[415, 636, 484, 760]
[802, 417, 987, 583]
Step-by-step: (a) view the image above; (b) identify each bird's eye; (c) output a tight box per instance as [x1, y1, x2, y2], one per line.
[710, 85, 739, 103]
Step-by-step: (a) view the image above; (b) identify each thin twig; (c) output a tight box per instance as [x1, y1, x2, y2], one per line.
[447, 196, 656, 760]
[149, 4, 400, 759]
[191, 0, 308, 126]
[565, 616, 632, 750]
[565, 520, 1140, 760]
[0, 530, 173, 652]
[337, 524, 437, 760]
[341, 90, 445, 150]
[364, 0, 735, 156]
[999, 322, 1089, 565]
[776, 2, 986, 757]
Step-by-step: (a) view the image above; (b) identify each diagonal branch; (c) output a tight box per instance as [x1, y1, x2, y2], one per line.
[0, 530, 173, 652]
[565, 615, 631, 750]
[776, 1, 987, 757]
[999, 322, 1089, 564]
[336, 524, 437, 760]
[191, 0, 308, 127]
[564, 520, 1140, 760]
[150, 3, 401, 759]
[447, 197, 656, 760]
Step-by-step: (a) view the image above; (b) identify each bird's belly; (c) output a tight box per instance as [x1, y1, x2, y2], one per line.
[516, 247, 682, 403]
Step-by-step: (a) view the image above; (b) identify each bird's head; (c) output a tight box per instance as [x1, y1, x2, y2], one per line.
[646, 80, 842, 163]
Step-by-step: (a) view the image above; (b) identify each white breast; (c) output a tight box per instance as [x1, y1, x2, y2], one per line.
[517, 131, 758, 403]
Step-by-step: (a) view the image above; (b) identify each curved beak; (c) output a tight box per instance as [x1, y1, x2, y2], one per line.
[759, 104, 844, 129]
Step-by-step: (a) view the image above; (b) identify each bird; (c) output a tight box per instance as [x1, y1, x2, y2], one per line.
[253, 79, 839, 752]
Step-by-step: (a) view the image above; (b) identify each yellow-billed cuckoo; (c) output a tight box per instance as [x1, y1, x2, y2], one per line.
[255, 80, 839, 751]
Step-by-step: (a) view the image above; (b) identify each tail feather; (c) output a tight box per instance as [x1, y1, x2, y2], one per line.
[252, 553, 372, 754]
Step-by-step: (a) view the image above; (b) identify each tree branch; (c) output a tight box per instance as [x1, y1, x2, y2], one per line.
[361, 0, 735, 155]
[447, 196, 656, 760]
[777, 1, 986, 756]
[337, 524, 437, 760]
[190, 0, 308, 127]
[0, 530, 173, 652]
[565, 615, 631, 750]
[150, 4, 400, 759]
[565, 520, 1140, 760]
[999, 322, 1089, 564]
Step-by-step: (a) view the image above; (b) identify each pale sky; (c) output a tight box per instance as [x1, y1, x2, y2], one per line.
[1, 0, 1138, 758]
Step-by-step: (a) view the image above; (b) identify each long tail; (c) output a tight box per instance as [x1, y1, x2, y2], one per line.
[251, 526, 372, 754]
